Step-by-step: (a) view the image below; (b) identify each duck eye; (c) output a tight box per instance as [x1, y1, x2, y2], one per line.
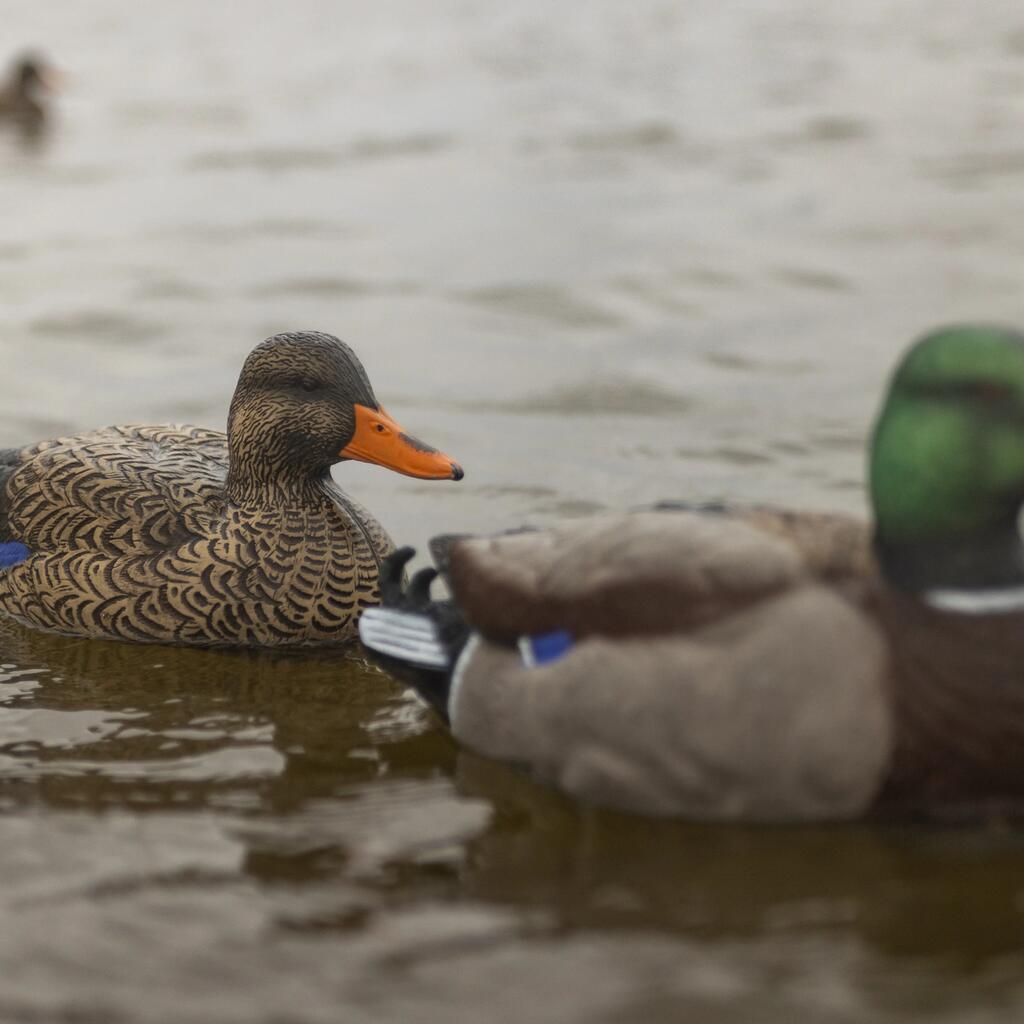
[300, 379, 320, 393]
[375, 423, 387, 433]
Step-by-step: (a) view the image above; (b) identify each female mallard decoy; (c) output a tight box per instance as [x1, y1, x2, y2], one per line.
[361, 325, 1024, 823]
[0, 331, 463, 647]
[0, 52, 59, 125]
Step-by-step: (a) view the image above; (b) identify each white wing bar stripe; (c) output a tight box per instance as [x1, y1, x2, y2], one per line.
[359, 608, 450, 669]
[924, 586, 1024, 615]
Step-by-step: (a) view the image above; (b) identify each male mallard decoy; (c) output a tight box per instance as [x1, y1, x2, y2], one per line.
[361, 325, 1024, 823]
[0, 52, 59, 125]
[0, 331, 463, 647]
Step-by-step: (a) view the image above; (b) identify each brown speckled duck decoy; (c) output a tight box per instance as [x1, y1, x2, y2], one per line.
[0, 331, 462, 647]
[361, 325, 1024, 823]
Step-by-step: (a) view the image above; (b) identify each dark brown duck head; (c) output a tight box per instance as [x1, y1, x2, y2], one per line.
[226, 331, 463, 505]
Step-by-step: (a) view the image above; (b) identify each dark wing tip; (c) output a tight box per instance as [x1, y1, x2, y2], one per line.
[408, 566, 439, 606]
[380, 546, 416, 604]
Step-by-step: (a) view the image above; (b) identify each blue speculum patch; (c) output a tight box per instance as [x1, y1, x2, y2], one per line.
[0, 542, 30, 567]
[519, 629, 574, 667]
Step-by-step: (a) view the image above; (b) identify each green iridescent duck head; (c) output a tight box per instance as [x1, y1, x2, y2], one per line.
[870, 325, 1024, 591]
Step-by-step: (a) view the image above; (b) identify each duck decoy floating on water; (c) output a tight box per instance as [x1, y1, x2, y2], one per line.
[0, 52, 60, 126]
[361, 325, 1024, 824]
[0, 330, 463, 647]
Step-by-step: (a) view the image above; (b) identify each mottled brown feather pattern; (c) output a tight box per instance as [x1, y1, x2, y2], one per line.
[7, 426, 228, 554]
[0, 425, 394, 645]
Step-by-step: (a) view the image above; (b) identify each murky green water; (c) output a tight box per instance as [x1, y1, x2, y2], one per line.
[3, 1, 1024, 1019]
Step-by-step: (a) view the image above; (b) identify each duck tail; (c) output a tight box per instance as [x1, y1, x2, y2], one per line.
[359, 547, 470, 721]
[0, 446, 24, 552]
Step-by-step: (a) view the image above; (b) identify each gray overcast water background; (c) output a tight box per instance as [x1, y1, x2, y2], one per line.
[3, 1, 1024, 1021]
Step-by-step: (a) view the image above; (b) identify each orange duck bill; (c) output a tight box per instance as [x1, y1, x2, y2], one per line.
[339, 404, 463, 481]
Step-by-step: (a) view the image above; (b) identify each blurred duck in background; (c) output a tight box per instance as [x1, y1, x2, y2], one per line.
[0, 51, 60, 128]
[362, 325, 1024, 826]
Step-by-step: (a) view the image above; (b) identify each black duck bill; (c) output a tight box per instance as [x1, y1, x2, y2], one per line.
[340, 404, 463, 481]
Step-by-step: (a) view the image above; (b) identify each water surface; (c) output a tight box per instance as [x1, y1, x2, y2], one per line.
[3, 1, 1024, 1020]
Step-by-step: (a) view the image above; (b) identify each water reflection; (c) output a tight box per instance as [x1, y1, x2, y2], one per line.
[456, 753, 1024, 968]
[0, 616, 456, 815]
[1, 114, 50, 152]
[3, 614, 1024, 1018]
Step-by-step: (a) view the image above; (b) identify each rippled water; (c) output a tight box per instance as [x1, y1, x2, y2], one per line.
[3, 0, 1024, 1020]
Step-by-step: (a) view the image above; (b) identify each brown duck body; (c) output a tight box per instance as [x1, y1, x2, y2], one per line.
[417, 506, 1024, 822]
[870, 589, 1024, 819]
[0, 424, 393, 646]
